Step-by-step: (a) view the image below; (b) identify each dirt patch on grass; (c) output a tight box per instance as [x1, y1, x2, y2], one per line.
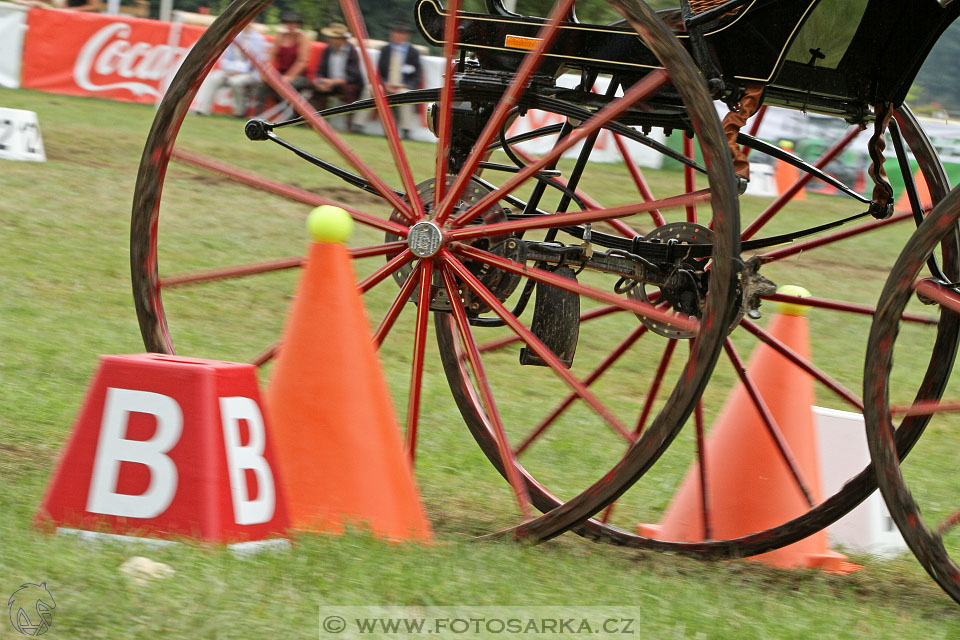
[46, 147, 119, 169]
[0, 442, 54, 473]
[166, 170, 386, 210]
[44, 131, 140, 168]
[310, 185, 385, 209]
[176, 172, 234, 186]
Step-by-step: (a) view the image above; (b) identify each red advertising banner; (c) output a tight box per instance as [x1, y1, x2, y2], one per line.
[21, 8, 206, 104]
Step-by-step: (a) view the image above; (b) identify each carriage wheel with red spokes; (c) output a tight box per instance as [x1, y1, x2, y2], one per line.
[130, 0, 740, 539]
[428, 0, 960, 552]
[132, 0, 957, 552]
[458, 98, 960, 553]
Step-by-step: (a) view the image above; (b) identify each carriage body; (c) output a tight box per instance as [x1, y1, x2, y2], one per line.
[417, 0, 960, 121]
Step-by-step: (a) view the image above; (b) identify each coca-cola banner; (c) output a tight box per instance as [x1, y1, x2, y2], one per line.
[21, 8, 206, 103]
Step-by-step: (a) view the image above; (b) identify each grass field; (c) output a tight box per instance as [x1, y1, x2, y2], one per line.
[3, 85, 960, 638]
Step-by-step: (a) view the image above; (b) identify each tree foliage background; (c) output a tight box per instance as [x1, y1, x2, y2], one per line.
[145, 0, 960, 114]
[911, 19, 960, 116]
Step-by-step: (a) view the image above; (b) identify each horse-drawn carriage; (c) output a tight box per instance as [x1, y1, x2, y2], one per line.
[131, 0, 960, 602]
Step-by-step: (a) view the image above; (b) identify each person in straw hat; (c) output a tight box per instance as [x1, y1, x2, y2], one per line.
[256, 10, 312, 115]
[311, 22, 366, 133]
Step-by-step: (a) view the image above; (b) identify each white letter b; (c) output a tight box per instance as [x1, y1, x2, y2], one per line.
[87, 388, 182, 518]
[219, 396, 275, 525]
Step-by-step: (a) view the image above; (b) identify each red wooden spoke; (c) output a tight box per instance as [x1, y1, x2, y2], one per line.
[340, 0, 425, 221]
[433, 0, 462, 208]
[599, 500, 617, 524]
[449, 190, 709, 242]
[404, 259, 434, 462]
[683, 135, 697, 223]
[172, 148, 409, 237]
[434, 0, 577, 224]
[477, 333, 526, 355]
[161, 257, 303, 288]
[632, 339, 678, 437]
[514, 324, 649, 456]
[723, 338, 815, 507]
[443, 250, 633, 442]
[477, 305, 624, 354]
[761, 293, 937, 325]
[439, 265, 533, 518]
[740, 318, 863, 411]
[740, 104, 767, 160]
[937, 508, 960, 535]
[451, 69, 671, 228]
[613, 133, 666, 227]
[598, 334, 677, 524]
[373, 262, 421, 347]
[160, 242, 408, 288]
[741, 126, 862, 241]
[236, 41, 416, 223]
[351, 241, 410, 259]
[688, 340, 711, 539]
[915, 279, 960, 315]
[889, 399, 960, 417]
[451, 242, 698, 331]
[758, 211, 912, 264]
[252, 341, 280, 367]
[358, 249, 414, 293]
[511, 145, 638, 237]
[693, 394, 711, 540]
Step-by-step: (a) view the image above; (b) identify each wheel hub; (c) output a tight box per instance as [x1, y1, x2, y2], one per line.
[408, 221, 444, 257]
[386, 177, 516, 312]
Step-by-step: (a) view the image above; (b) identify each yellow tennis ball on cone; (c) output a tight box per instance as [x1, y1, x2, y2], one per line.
[776, 284, 811, 316]
[307, 205, 353, 244]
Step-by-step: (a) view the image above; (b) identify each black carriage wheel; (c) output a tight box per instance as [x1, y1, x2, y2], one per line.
[864, 185, 960, 604]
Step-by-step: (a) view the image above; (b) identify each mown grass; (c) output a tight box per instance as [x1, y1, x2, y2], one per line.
[2, 86, 960, 638]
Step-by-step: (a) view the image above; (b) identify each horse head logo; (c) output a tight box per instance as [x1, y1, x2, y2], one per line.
[8, 583, 55, 636]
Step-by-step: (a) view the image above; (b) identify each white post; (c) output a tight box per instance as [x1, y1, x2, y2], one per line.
[160, 0, 173, 23]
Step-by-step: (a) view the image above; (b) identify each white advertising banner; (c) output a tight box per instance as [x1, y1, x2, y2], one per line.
[0, 2, 28, 89]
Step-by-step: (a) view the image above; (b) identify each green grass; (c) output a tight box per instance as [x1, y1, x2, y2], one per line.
[2, 86, 960, 638]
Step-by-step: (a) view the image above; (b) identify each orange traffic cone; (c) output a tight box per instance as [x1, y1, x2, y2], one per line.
[264, 206, 432, 542]
[775, 140, 806, 201]
[639, 286, 859, 572]
[895, 167, 931, 213]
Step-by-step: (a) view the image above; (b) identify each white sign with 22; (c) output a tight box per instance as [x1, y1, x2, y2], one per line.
[0, 108, 46, 162]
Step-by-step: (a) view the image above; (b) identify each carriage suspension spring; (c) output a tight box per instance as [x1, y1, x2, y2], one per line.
[866, 102, 896, 219]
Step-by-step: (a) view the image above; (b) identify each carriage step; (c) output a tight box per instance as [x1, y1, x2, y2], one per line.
[519, 265, 580, 369]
